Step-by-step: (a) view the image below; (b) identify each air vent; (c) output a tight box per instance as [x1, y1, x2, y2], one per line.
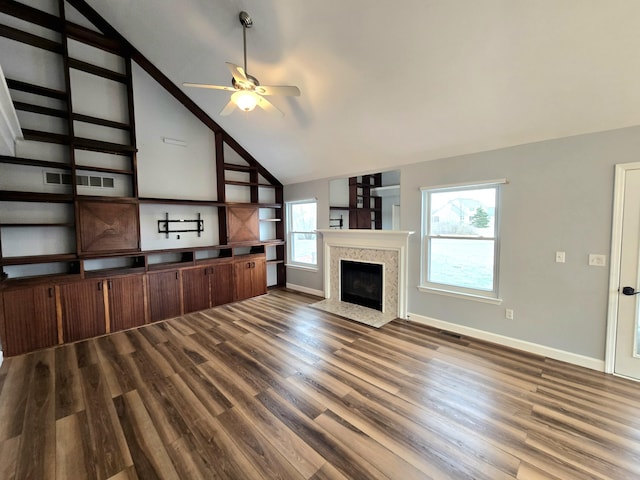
[44, 171, 114, 188]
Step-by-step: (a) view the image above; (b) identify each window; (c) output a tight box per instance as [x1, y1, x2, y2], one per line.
[421, 181, 503, 300]
[286, 199, 318, 268]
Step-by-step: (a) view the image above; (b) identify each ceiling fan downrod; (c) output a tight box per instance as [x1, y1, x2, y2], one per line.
[239, 11, 253, 77]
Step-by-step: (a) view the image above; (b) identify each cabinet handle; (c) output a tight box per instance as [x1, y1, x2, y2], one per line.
[48, 287, 54, 298]
[175, 271, 179, 280]
[97, 282, 102, 291]
[108, 280, 112, 290]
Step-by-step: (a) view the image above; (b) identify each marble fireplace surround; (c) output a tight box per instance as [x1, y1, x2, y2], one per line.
[315, 229, 414, 325]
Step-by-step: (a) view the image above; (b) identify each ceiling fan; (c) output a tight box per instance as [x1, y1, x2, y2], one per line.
[183, 11, 300, 117]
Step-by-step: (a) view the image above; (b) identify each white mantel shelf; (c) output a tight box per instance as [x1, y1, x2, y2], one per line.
[318, 229, 414, 320]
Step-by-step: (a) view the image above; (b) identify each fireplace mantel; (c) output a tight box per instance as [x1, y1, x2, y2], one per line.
[317, 229, 414, 320]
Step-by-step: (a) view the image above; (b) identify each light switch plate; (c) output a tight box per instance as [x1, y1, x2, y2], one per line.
[555, 251, 565, 263]
[588, 254, 607, 267]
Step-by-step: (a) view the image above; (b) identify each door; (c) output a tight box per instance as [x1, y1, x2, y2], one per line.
[211, 263, 234, 306]
[610, 164, 640, 379]
[108, 275, 146, 331]
[60, 280, 106, 343]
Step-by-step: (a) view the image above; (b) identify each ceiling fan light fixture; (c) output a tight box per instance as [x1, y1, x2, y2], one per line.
[234, 91, 258, 111]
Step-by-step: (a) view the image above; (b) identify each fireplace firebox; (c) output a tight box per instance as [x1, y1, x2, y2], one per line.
[340, 260, 383, 311]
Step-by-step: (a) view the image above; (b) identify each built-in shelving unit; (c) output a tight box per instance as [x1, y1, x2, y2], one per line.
[0, 0, 286, 357]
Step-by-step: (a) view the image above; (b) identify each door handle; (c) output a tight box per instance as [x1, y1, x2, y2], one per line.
[622, 286, 640, 296]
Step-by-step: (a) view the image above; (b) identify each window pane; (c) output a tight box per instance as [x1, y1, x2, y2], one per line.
[430, 188, 496, 236]
[291, 203, 317, 231]
[428, 238, 494, 291]
[291, 233, 317, 264]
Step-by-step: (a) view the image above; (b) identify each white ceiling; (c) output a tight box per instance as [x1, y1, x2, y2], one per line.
[85, 0, 640, 185]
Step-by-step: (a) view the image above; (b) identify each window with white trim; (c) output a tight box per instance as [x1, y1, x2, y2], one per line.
[286, 199, 318, 268]
[421, 181, 503, 299]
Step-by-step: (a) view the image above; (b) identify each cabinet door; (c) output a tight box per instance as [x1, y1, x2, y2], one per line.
[234, 257, 267, 301]
[1, 285, 58, 356]
[147, 271, 181, 322]
[211, 263, 234, 306]
[60, 280, 106, 343]
[251, 257, 267, 297]
[108, 275, 145, 332]
[234, 260, 254, 301]
[182, 267, 210, 313]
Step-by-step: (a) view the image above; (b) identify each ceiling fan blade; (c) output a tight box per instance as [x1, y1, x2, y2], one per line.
[219, 99, 236, 116]
[254, 85, 301, 97]
[226, 62, 249, 84]
[256, 95, 284, 116]
[183, 82, 238, 92]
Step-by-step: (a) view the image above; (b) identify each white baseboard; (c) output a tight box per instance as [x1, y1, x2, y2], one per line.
[286, 283, 325, 298]
[406, 312, 605, 372]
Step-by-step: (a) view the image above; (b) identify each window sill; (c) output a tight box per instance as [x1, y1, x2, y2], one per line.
[417, 285, 503, 305]
[285, 263, 319, 273]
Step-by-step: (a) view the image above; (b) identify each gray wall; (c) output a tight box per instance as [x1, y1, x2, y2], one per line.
[285, 126, 640, 360]
[283, 180, 329, 293]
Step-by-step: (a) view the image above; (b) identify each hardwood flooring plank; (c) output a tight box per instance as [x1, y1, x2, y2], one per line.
[315, 409, 432, 480]
[80, 362, 133, 478]
[14, 350, 56, 480]
[55, 345, 85, 418]
[0, 354, 33, 442]
[93, 335, 137, 398]
[177, 365, 234, 416]
[257, 387, 391, 479]
[55, 412, 98, 479]
[113, 390, 180, 480]
[0, 435, 20, 480]
[216, 407, 307, 479]
[232, 398, 326, 478]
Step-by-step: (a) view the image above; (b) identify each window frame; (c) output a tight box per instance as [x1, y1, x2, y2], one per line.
[420, 179, 505, 303]
[286, 198, 318, 270]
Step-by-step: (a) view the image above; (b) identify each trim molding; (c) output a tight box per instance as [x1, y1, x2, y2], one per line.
[407, 311, 605, 372]
[286, 283, 324, 298]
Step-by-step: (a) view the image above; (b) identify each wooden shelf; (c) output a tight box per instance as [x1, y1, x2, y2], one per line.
[13, 101, 67, 119]
[6, 78, 67, 100]
[0, 155, 70, 170]
[68, 58, 127, 83]
[0, 190, 74, 203]
[223, 163, 256, 172]
[0, 223, 74, 228]
[83, 266, 146, 279]
[75, 164, 134, 176]
[225, 202, 282, 209]
[138, 197, 224, 207]
[72, 112, 131, 131]
[259, 218, 281, 222]
[1, 253, 77, 266]
[0, 23, 62, 53]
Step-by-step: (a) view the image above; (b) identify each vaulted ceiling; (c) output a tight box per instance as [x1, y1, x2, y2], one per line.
[85, 0, 640, 185]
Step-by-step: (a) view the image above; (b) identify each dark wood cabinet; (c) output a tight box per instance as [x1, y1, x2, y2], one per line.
[59, 280, 106, 343]
[107, 275, 146, 332]
[234, 255, 267, 301]
[0, 285, 58, 356]
[183, 261, 235, 313]
[147, 270, 182, 322]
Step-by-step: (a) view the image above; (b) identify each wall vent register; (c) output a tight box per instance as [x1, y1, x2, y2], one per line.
[44, 171, 115, 188]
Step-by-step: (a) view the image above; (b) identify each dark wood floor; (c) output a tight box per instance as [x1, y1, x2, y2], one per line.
[1, 289, 639, 479]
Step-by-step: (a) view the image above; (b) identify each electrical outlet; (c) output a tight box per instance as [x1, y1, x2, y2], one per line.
[555, 251, 565, 263]
[588, 254, 607, 267]
[505, 309, 514, 320]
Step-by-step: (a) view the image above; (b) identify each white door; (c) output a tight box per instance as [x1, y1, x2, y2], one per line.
[609, 164, 640, 379]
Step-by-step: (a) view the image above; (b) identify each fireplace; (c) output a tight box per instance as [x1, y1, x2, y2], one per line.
[310, 229, 414, 327]
[340, 260, 383, 311]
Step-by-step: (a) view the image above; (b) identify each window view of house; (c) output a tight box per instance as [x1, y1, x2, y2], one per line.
[287, 200, 318, 267]
[423, 185, 499, 295]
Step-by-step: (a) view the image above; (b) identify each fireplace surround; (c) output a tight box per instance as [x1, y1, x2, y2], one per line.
[312, 229, 413, 327]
